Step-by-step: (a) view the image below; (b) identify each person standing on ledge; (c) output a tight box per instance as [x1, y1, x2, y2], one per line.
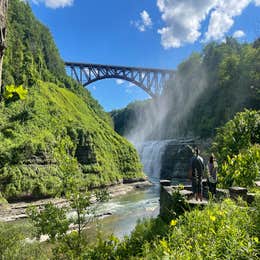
[207, 154, 218, 196]
[189, 147, 205, 201]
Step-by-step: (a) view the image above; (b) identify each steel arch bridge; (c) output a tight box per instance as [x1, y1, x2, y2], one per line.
[65, 62, 175, 98]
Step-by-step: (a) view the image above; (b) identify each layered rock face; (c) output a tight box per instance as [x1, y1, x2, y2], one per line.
[160, 140, 195, 180]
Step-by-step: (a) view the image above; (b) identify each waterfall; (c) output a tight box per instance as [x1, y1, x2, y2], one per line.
[134, 140, 171, 183]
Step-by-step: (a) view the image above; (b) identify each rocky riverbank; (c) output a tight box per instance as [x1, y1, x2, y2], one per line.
[0, 180, 152, 222]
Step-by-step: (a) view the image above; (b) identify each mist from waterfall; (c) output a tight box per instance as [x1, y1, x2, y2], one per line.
[125, 54, 208, 144]
[124, 55, 208, 185]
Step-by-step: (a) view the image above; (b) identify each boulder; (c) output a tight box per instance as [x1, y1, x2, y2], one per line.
[160, 140, 195, 180]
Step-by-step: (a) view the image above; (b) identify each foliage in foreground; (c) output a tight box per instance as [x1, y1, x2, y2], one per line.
[87, 198, 259, 260]
[27, 187, 109, 259]
[1, 197, 259, 259]
[212, 110, 260, 165]
[220, 144, 260, 187]
[212, 110, 260, 187]
[0, 221, 49, 260]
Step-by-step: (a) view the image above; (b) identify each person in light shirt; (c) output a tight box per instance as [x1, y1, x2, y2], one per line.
[207, 154, 218, 196]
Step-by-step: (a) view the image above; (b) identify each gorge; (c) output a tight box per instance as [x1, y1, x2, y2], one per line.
[0, 1, 259, 258]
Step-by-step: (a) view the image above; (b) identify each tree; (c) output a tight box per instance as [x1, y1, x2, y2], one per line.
[0, 0, 8, 94]
[27, 187, 110, 259]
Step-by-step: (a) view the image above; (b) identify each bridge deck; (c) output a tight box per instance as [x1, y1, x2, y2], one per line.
[65, 61, 175, 74]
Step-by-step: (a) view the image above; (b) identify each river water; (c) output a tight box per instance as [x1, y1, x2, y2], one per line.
[90, 140, 170, 239]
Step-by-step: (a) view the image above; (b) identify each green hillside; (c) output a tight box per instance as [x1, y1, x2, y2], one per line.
[0, 0, 143, 200]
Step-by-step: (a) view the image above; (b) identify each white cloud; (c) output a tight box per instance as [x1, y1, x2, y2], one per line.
[131, 10, 152, 32]
[157, 0, 217, 48]
[205, 0, 251, 41]
[141, 10, 152, 28]
[32, 0, 73, 9]
[255, 0, 260, 6]
[128, 82, 135, 87]
[126, 84, 134, 94]
[115, 79, 124, 85]
[156, 0, 260, 48]
[115, 80, 136, 94]
[233, 30, 246, 38]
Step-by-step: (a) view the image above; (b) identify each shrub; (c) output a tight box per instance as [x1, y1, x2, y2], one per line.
[212, 110, 260, 187]
[27, 188, 110, 259]
[220, 144, 260, 187]
[104, 199, 259, 259]
[3, 85, 28, 102]
[212, 109, 260, 165]
[0, 221, 47, 259]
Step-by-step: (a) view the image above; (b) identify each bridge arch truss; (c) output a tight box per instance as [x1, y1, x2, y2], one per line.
[65, 62, 175, 98]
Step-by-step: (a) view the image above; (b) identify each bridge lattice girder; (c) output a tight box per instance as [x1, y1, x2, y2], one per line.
[65, 62, 175, 98]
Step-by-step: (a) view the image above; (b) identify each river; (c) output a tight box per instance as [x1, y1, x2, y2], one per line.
[89, 140, 170, 239]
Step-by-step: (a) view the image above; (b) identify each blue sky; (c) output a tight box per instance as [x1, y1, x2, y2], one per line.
[29, 0, 260, 111]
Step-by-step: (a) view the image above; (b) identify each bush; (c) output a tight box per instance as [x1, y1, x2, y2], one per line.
[3, 85, 28, 102]
[212, 110, 260, 187]
[212, 110, 260, 165]
[0, 221, 48, 260]
[27, 188, 110, 259]
[97, 199, 259, 259]
[220, 144, 260, 187]
[148, 199, 258, 259]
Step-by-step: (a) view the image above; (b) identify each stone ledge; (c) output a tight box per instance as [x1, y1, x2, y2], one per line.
[160, 180, 171, 186]
[246, 193, 256, 204]
[216, 188, 229, 199]
[179, 190, 193, 199]
[255, 181, 260, 187]
[229, 187, 248, 200]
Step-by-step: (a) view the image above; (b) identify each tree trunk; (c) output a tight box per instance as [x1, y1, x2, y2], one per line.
[0, 0, 8, 96]
[0, 53, 3, 94]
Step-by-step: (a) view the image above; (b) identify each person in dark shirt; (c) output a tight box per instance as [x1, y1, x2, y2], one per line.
[190, 147, 205, 201]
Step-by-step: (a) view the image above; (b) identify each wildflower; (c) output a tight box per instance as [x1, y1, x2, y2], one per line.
[170, 219, 177, 227]
[160, 239, 168, 248]
[160, 239, 171, 254]
[178, 184, 184, 190]
[217, 210, 225, 216]
[210, 215, 216, 222]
